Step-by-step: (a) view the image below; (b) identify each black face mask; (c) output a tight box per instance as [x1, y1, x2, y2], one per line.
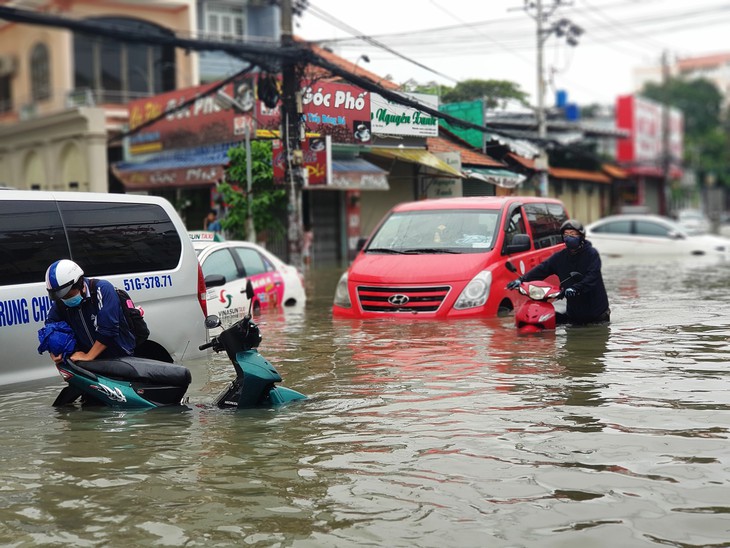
[564, 236, 582, 250]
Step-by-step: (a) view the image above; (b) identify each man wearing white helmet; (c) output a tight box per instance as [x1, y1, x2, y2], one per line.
[44, 259, 135, 363]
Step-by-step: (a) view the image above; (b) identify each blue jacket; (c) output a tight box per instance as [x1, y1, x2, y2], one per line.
[46, 278, 135, 358]
[521, 240, 610, 324]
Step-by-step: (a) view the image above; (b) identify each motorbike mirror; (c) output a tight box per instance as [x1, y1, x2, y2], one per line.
[204, 315, 221, 329]
[505, 261, 517, 273]
[570, 271, 583, 282]
[245, 279, 255, 300]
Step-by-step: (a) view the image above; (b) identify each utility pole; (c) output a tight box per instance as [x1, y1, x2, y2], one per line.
[280, 0, 304, 268]
[535, 0, 549, 197]
[661, 49, 671, 216]
[524, 0, 583, 197]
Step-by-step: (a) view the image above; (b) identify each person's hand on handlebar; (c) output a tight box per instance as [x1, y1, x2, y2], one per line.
[506, 277, 522, 290]
[564, 287, 578, 298]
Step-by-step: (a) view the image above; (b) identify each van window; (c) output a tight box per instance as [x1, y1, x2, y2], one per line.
[524, 202, 568, 249]
[0, 200, 70, 285]
[503, 207, 528, 249]
[59, 201, 182, 276]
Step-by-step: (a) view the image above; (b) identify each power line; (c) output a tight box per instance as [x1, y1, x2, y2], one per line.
[305, 4, 459, 83]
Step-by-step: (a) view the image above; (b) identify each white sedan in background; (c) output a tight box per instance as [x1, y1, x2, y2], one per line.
[192, 235, 306, 326]
[586, 214, 730, 259]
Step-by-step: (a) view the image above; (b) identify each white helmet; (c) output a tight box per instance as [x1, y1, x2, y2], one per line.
[45, 259, 84, 300]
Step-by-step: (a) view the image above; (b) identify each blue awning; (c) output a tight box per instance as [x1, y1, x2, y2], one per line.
[112, 143, 236, 190]
[114, 142, 234, 172]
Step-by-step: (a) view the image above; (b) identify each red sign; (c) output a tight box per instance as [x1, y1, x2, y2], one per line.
[300, 81, 372, 144]
[616, 95, 683, 176]
[273, 136, 331, 187]
[128, 75, 256, 155]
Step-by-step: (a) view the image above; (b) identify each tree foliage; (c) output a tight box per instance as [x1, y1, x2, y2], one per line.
[440, 79, 530, 108]
[642, 78, 723, 137]
[407, 78, 529, 109]
[218, 141, 286, 241]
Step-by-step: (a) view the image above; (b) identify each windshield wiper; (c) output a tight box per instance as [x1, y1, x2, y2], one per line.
[366, 248, 409, 254]
[402, 248, 461, 254]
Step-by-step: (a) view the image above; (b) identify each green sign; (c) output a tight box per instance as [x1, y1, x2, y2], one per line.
[439, 100, 485, 149]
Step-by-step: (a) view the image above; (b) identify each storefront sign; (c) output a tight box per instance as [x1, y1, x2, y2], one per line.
[128, 75, 256, 155]
[425, 152, 462, 198]
[115, 165, 224, 190]
[370, 92, 439, 138]
[272, 135, 332, 187]
[301, 82, 372, 144]
[616, 95, 683, 172]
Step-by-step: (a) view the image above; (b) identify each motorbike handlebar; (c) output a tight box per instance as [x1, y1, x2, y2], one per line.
[198, 340, 216, 351]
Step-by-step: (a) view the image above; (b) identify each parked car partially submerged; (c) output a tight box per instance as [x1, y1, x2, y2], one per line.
[586, 214, 730, 259]
[192, 234, 306, 326]
[676, 209, 711, 235]
[333, 196, 570, 319]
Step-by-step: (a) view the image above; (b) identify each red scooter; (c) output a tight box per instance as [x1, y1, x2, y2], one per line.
[506, 262, 582, 333]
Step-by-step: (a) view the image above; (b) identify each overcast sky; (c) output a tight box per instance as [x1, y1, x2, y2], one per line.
[295, 0, 730, 108]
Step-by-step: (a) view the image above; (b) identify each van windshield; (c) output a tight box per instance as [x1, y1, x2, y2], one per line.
[367, 209, 499, 254]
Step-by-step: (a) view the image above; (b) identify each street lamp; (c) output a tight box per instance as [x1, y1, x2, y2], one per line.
[353, 54, 370, 74]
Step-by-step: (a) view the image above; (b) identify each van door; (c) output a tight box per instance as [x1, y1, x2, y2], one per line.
[501, 204, 542, 271]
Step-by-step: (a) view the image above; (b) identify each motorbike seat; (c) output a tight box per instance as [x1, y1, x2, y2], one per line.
[79, 356, 191, 387]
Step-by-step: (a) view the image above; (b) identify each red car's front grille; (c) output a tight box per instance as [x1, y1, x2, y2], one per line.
[356, 285, 451, 313]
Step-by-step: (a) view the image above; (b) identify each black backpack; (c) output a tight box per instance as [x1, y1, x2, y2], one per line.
[89, 278, 150, 346]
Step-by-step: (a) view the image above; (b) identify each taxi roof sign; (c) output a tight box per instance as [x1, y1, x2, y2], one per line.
[188, 230, 225, 242]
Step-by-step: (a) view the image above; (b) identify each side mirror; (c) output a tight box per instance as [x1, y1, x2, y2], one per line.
[357, 237, 368, 252]
[668, 230, 685, 240]
[245, 279, 255, 300]
[204, 315, 221, 329]
[204, 274, 226, 288]
[504, 233, 531, 254]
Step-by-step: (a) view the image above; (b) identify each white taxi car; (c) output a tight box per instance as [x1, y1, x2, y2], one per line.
[191, 232, 306, 325]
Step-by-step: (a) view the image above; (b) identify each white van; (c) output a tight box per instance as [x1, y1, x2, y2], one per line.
[0, 190, 208, 386]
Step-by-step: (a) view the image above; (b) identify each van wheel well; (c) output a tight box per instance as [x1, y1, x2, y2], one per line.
[497, 299, 513, 317]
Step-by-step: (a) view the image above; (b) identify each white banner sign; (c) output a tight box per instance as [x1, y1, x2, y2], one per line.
[370, 92, 439, 138]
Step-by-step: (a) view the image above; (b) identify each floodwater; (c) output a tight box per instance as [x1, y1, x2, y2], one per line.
[1, 257, 730, 547]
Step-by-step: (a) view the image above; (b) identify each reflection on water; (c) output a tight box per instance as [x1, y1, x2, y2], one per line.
[0, 260, 729, 546]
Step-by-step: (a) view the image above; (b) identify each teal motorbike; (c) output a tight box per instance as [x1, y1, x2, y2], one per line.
[51, 282, 306, 410]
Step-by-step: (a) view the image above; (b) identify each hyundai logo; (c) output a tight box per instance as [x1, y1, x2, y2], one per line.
[388, 294, 410, 306]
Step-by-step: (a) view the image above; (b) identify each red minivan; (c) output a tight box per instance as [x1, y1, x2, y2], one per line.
[333, 196, 570, 319]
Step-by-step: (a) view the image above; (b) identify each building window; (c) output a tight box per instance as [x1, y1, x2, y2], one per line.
[0, 75, 11, 113]
[73, 17, 176, 104]
[204, 3, 246, 41]
[30, 43, 51, 102]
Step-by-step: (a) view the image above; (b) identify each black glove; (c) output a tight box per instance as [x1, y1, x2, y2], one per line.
[506, 278, 522, 290]
[564, 287, 578, 298]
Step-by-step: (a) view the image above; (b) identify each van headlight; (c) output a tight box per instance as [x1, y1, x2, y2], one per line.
[333, 271, 352, 308]
[454, 271, 491, 309]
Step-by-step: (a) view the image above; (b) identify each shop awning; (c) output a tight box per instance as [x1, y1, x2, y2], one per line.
[327, 157, 389, 191]
[464, 167, 526, 189]
[112, 144, 232, 190]
[367, 147, 463, 178]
